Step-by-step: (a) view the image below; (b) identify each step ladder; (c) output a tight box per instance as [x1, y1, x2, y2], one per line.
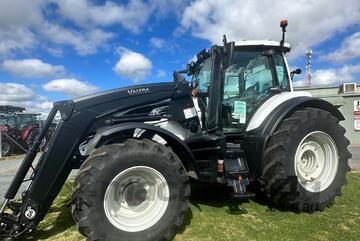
[224, 143, 255, 199]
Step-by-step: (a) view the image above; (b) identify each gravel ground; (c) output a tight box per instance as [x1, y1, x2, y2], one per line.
[0, 154, 77, 199]
[0, 146, 359, 198]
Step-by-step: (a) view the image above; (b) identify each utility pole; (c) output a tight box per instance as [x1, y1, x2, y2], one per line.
[0, 129, 2, 158]
[306, 49, 312, 87]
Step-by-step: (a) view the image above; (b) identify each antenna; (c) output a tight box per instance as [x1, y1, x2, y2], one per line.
[306, 49, 312, 87]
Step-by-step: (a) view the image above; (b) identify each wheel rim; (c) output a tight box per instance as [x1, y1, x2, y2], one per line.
[103, 166, 170, 232]
[294, 131, 339, 192]
[1, 142, 10, 155]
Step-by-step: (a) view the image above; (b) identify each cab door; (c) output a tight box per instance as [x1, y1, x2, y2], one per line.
[221, 50, 289, 134]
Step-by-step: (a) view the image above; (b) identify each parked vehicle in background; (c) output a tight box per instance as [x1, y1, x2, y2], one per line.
[0, 106, 54, 156]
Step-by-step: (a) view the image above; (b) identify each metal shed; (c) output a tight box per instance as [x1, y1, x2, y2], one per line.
[295, 83, 360, 145]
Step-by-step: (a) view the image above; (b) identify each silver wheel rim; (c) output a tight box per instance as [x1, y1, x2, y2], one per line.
[294, 131, 338, 193]
[104, 166, 170, 232]
[1, 142, 10, 155]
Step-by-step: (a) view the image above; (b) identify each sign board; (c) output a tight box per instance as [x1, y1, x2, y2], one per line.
[233, 101, 246, 124]
[355, 117, 360, 131]
[354, 100, 360, 115]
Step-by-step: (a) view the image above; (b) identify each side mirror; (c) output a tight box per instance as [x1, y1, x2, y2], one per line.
[186, 62, 196, 76]
[290, 68, 302, 80]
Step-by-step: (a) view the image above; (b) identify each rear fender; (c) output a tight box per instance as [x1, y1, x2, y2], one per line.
[82, 122, 199, 178]
[261, 97, 344, 137]
[244, 96, 344, 178]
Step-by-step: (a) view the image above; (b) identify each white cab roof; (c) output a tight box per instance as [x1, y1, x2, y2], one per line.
[234, 40, 291, 49]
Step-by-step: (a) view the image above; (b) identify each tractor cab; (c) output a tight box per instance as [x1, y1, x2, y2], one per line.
[181, 20, 301, 192]
[190, 40, 292, 134]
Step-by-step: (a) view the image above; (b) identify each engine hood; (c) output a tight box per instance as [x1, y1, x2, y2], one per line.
[72, 82, 182, 111]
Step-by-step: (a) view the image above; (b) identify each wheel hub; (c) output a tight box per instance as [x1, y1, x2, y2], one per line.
[122, 182, 148, 207]
[294, 131, 338, 192]
[296, 141, 324, 181]
[104, 166, 170, 232]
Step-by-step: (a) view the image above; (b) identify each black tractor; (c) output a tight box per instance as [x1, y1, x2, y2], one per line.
[0, 21, 351, 241]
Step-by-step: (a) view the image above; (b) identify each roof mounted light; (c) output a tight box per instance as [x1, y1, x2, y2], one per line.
[280, 19, 288, 30]
[280, 19, 288, 46]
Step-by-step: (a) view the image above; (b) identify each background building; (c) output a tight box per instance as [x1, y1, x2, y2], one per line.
[295, 83, 360, 146]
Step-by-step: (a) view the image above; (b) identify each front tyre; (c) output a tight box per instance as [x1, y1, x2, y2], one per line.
[260, 107, 351, 212]
[72, 139, 190, 241]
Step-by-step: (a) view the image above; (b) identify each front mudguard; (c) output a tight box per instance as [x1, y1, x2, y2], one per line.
[81, 122, 199, 178]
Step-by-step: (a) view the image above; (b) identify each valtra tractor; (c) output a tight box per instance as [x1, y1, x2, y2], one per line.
[0, 21, 351, 241]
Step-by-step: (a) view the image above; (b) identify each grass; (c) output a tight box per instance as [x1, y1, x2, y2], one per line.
[21, 172, 360, 241]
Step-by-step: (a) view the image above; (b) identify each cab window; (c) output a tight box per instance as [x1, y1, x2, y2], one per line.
[222, 50, 288, 133]
[193, 57, 212, 94]
[274, 53, 289, 89]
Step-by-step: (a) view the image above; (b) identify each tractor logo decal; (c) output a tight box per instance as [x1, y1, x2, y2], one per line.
[127, 88, 151, 96]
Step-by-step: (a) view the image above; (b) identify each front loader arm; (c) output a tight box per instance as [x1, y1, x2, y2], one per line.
[0, 101, 93, 239]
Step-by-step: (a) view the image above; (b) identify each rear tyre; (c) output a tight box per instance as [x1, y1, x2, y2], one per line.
[71, 139, 190, 241]
[259, 107, 351, 212]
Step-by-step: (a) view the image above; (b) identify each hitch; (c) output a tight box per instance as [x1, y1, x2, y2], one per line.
[0, 212, 20, 240]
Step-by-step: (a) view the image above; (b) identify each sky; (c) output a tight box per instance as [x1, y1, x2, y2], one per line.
[0, 0, 359, 116]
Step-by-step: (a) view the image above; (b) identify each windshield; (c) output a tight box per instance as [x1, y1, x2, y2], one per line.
[222, 50, 289, 133]
[0, 115, 16, 128]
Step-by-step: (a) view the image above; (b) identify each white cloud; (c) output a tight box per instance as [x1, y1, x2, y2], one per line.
[156, 69, 167, 78]
[1, 59, 65, 78]
[47, 47, 64, 57]
[56, 0, 150, 33]
[55, 0, 188, 33]
[321, 32, 360, 62]
[0, 0, 46, 55]
[0, 0, 187, 56]
[0, 83, 35, 102]
[40, 23, 114, 56]
[179, 0, 360, 58]
[113, 48, 152, 82]
[150, 37, 167, 49]
[308, 64, 360, 86]
[43, 78, 100, 97]
[0, 28, 37, 55]
[0, 82, 53, 115]
[0, 0, 114, 56]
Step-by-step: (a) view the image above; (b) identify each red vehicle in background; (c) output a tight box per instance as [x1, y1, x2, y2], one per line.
[0, 106, 49, 156]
